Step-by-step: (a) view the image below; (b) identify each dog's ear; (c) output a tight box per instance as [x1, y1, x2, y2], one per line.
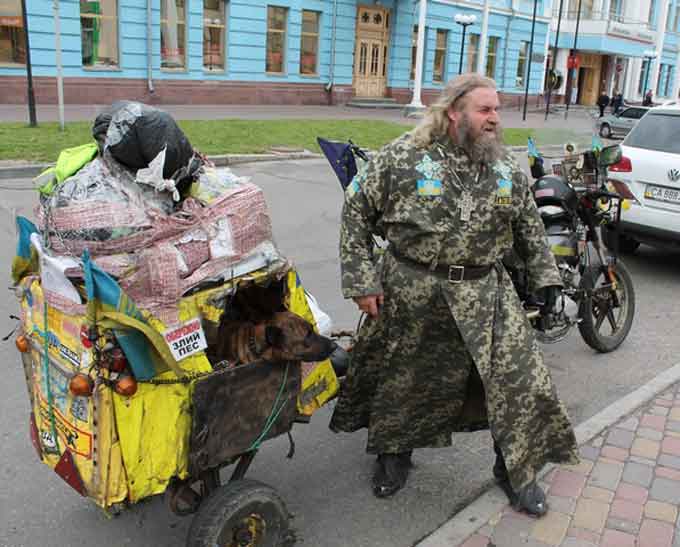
[265, 325, 285, 348]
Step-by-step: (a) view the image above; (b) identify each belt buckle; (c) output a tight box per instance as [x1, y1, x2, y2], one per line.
[448, 265, 464, 284]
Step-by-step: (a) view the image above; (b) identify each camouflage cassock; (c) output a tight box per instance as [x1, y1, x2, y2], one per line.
[329, 132, 578, 491]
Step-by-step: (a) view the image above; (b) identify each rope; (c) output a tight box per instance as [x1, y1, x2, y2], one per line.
[247, 362, 290, 452]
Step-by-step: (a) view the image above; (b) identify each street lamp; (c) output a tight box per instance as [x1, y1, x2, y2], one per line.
[455, 14, 477, 75]
[642, 49, 658, 102]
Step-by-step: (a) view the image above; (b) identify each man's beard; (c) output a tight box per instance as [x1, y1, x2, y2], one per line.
[456, 113, 504, 164]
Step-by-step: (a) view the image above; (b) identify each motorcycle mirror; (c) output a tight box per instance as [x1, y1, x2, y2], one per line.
[599, 144, 622, 166]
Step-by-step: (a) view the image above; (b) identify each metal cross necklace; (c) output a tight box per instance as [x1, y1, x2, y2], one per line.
[447, 163, 479, 223]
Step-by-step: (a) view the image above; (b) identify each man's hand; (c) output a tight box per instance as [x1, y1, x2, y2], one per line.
[353, 294, 384, 318]
[539, 285, 562, 314]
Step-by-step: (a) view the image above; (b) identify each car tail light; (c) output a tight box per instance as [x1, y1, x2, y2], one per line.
[608, 179, 637, 201]
[609, 156, 632, 173]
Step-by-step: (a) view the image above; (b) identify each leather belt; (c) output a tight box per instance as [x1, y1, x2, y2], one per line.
[391, 248, 492, 284]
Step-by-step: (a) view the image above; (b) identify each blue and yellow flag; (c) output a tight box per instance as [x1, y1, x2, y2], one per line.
[12, 216, 39, 284]
[82, 250, 182, 380]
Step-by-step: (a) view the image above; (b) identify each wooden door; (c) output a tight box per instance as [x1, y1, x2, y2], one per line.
[353, 6, 390, 98]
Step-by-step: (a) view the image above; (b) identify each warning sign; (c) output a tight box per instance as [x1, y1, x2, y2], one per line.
[164, 319, 208, 361]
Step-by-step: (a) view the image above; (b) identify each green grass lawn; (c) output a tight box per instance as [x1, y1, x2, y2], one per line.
[0, 119, 539, 162]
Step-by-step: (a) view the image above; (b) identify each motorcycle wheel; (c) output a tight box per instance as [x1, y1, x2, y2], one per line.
[577, 260, 635, 353]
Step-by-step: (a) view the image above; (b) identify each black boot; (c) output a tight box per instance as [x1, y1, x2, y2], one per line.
[372, 451, 413, 498]
[492, 441, 547, 517]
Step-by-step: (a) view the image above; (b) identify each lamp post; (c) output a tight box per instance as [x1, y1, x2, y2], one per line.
[455, 14, 476, 75]
[642, 49, 658, 103]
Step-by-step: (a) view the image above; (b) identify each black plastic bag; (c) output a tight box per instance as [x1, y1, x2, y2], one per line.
[93, 101, 195, 188]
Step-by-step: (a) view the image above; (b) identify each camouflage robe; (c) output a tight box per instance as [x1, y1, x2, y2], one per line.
[329, 132, 578, 490]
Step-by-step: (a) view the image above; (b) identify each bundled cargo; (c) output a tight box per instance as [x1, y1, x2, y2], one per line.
[11, 103, 339, 545]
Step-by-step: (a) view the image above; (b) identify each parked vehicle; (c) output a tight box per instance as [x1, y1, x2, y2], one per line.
[318, 138, 635, 353]
[511, 144, 635, 352]
[598, 106, 649, 139]
[602, 102, 680, 253]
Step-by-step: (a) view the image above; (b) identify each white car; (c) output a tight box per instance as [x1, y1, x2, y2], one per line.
[602, 102, 680, 253]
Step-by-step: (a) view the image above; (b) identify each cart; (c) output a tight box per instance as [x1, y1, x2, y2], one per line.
[13, 248, 339, 547]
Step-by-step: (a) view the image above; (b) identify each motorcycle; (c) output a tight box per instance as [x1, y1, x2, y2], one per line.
[507, 143, 635, 352]
[317, 138, 635, 354]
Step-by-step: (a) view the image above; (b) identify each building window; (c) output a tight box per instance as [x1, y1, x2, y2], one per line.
[657, 63, 665, 95]
[675, 5, 680, 30]
[410, 25, 418, 80]
[300, 10, 319, 75]
[203, 0, 226, 71]
[639, 59, 650, 94]
[161, 0, 187, 69]
[467, 33, 479, 73]
[0, 1, 25, 65]
[667, 2, 673, 30]
[516, 40, 529, 88]
[266, 6, 287, 73]
[648, 0, 657, 26]
[568, 0, 593, 18]
[609, 0, 624, 21]
[433, 29, 447, 83]
[486, 36, 498, 79]
[666, 66, 674, 96]
[80, 0, 119, 68]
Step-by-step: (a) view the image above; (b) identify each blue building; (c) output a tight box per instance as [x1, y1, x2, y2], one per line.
[549, 0, 680, 105]
[0, 0, 675, 106]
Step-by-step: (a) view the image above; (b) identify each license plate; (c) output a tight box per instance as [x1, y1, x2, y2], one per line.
[644, 184, 680, 205]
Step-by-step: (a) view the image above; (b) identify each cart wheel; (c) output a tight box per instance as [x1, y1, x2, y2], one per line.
[187, 479, 293, 547]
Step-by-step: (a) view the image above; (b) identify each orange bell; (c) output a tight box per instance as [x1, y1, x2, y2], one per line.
[114, 375, 138, 397]
[15, 334, 30, 353]
[69, 373, 93, 397]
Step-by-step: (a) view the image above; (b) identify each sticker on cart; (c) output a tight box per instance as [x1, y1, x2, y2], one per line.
[164, 319, 208, 361]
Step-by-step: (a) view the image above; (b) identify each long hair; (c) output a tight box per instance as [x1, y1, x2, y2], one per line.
[412, 73, 497, 148]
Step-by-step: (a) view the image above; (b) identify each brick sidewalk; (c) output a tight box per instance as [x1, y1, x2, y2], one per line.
[458, 385, 680, 547]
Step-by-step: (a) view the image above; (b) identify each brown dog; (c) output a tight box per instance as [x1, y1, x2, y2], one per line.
[214, 311, 336, 366]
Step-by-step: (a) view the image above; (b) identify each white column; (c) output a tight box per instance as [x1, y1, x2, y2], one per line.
[477, 0, 490, 76]
[601, 0, 612, 18]
[672, 48, 680, 99]
[409, 0, 427, 108]
[650, 0, 669, 101]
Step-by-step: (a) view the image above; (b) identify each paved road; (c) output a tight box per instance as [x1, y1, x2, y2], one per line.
[1, 157, 678, 547]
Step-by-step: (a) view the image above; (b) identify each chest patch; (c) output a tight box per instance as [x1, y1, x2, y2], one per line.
[417, 179, 443, 196]
[495, 178, 513, 205]
[415, 154, 444, 180]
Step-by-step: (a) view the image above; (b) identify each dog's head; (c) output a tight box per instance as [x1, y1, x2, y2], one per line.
[261, 311, 336, 362]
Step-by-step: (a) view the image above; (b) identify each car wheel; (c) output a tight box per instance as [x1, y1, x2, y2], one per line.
[601, 225, 640, 254]
[599, 123, 612, 138]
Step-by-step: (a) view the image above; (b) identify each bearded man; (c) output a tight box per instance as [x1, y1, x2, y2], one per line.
[329, 73, 578, 516]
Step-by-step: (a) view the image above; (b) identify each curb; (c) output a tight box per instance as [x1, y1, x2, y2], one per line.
[0, 151, 323, 181]
[415, 361, 680, 547]
[0, 144, 584, 181]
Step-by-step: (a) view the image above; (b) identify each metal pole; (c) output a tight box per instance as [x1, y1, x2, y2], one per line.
[564, 0, 583, 120]
[53, 0, 65, 131]
[20, 0, 37, 127]
[545, 0, 565, 120]
[458, 24, 467, 74]
[522, 0, 539, 121]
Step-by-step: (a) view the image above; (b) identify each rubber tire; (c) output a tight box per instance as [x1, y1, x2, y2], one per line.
[187, 479, 292, 547]
[599, 123, 612, 138]
[601, 226, 640, 254]
[577, 261, 635, 353]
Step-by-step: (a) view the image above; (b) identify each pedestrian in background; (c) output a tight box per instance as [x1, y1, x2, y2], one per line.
[597, 91, 610, 117]
[330, 73, 579, 517]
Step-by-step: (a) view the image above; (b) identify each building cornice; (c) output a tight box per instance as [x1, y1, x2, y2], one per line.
[428, 0, 551, 24]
